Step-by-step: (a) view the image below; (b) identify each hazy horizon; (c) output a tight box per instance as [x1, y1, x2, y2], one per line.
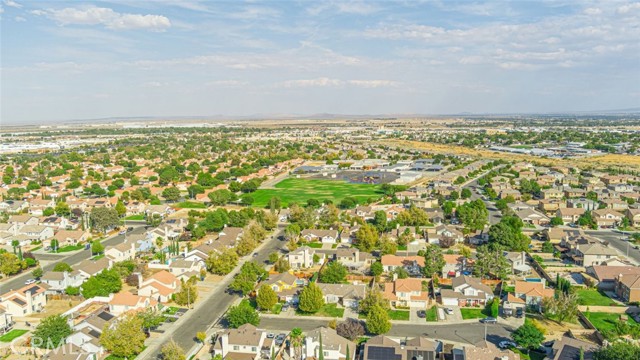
[2, 0, 640, 125]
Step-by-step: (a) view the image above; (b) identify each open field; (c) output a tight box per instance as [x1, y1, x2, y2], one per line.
[381, 140, 640, 170]
[251, 178, 382, 207]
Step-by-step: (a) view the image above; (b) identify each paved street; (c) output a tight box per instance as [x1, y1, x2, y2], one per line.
[139, 226, 287, 360]
[257, 317, 515, 346]
[0, 225, 146, 293]
[585, 230, 640, 265]
[463, 179, 502, 225]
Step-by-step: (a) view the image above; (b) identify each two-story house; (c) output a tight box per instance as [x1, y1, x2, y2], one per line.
[138, 270, 180, 303]
[592, 209, 624, 228]
[104, 242, 136, 262]
[301, 229, 339, 244]
[384, 278, 429, 308]
[441, 275, 494, 307]
[614, 273, 640, 303]
[40, 271, 85, 294]
[287, 246, 325, 269]
[212, 324, 273, 360]
[303, 327, 356, 360]
[363, 335, 438, 360]
[263, 272, 300, 303]
[0, 283, 48, 316]
[380, 255, 425, 276]
[108, 292, 157, 316]
[514, 280, 554, 311]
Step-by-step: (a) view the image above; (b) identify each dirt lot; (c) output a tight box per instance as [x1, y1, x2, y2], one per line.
[528, 316, 586, 340]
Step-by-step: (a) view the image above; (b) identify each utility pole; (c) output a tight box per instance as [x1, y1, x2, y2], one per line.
[484, 321, 487, 342]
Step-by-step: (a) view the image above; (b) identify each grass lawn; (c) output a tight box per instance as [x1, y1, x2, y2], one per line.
[502, 285, 515, 294]
[124, 214, 145, 220]
[512, 348, 546, 360]
[165, 306, 181, 315]
[576, 289, 619, 306]
[584, 312, 639, 333]
[52, 244, 84, 253]
[297, 303, 345, 318]
[460, 307, 491, 320]
[251, 178, 382, 208]
[387, 309, 410, 321]
[307, 242, 323, 248]
[0, 329, 29, 342]
[175, 201, 206, 209]
[425, 306, 438, 322]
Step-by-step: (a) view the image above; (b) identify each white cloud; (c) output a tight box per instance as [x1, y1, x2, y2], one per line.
[4, 0, 21, 9]
[617, 2, 640, 14]
[583, 7, 602, 15]
[32, 6, 171, 31]
[308, 0, 379, 16]
[14, 15, 25, 22]
[0, 6, 4, 14]
[229, 6, 280, 20]
[280, 77, 398, 88]
[205, 80, 249, 87]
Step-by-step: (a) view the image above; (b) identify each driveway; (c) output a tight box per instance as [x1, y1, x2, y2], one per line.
[443, 306, 463, 322]
[409, 307, 424, 323]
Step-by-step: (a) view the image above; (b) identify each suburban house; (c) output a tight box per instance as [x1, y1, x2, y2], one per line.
[504, 251, 531, 275]
[212, 324, 273, 360]
[0, 283, 48, 316]
[287, 246, 325, 269]
[168, 259, 202, 280]
[76, 257, 113, 280]
[301, 229, 339, 244]
[442, 254, 468, 279]
[48, 230, 89, 248]
[556, 208, 585, 225]
[431, 225, 464, 246]
[0, 307, 14, 334]
[614, 273, 640, 303]
[303, 327, 356, 360]
[334, 248, 374, 270]
[592, 209, 624, 228]
[514, 280, 554, 311]
[138, 270, 180, 303]
[573, 242, 619, 267]
[440, 275, 494, 307]
[317, 283, 367, 309]
[384, 278, 429, 308]
[264, 272, 300, 303]
[105, 242, 136, 262]
[381, 255, 425, 276]
[626, 209, 640, 227]
[542, 188, 564, 200]
[515, 208, 550, 226]
[363, 335, 438, 360]
[18, 225, 54, 242]
[108, 292, 157, 316]
[462, 342, 520, 360]
[587, 265, 640, 291]
[40, 271, 85, 294]
[549, 336, 597, 360]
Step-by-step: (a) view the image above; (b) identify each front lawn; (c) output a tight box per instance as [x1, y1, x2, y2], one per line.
[124, 214, 145, 221]
[387, 309, 410, 321]
[0, 329, 29, 342]
[251, 178, 382, 208]
[502, 285, 515, 294]
[175, 201, 206, 209]
[52, 244, 84, 253]
[576, 289, 619, 306]
[584, 312, 639, 333]
[307, 242, 323, 248]
[297, 303, 345, 318]
[425, 306, 438, 322]
[460, 307, 491, 320]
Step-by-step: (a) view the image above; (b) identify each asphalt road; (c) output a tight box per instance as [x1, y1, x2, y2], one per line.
[258, 317, 515, 346]
[463, 179, 502, 225]
[141, 226, 287, 360]
[585, 230, 640, 265]
[0, 225, 146, 293]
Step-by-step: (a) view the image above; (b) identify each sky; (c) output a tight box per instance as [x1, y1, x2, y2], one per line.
[1, 0, 639, 125]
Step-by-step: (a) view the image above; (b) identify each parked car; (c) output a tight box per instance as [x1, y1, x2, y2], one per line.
[417, 310, 426, 318]
[515, 308, 524, 318]
[445, 308, 454, 315]
[119, 230, 126, 235]
[480, 317, 497, 324]
[275, 333, 286, 346]
[499, 341, 516, 349]
[24, 279, 36, 285]
[266, 333, 275, 339]
[127, 227, 134, 232]
[281, 304, 290, 312]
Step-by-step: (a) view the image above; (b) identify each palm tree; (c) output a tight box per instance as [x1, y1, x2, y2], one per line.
[289, 327, 304, 360]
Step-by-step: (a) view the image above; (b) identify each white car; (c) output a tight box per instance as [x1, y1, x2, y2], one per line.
[25, 279, 36, 285]
[445, 308, 454, 315]
[498, 341, 516, 349]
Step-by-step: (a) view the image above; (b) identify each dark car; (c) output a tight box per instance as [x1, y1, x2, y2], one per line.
[417, 310, 426, 318]
[480, 317, 497, 324]
[275, 333, 286, 346]
[515, 308, 524, 318]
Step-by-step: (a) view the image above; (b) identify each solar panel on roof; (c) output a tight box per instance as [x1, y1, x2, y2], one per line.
[97, 312, 114, 321]
[12, 298, 26, 306]
[88, 329, 101, 339]
[24, 286, 39, 294]
[366, 346, 401, 360]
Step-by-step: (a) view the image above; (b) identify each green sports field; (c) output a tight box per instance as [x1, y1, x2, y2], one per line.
[251, 178, 383, 207]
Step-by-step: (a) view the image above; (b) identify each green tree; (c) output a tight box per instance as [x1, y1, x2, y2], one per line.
[550, 216, 564, 227]
[422, 244, 445, 278]
[274, 257, 290, 273]
[206, 248, 239, 275]
[543, 292, 579, 323]
[461, 188, 472, 199]
[488, 217, 530, 251]
[370, 261, 383, 277]
[0, 252, 23, 276]
[91, 241, 105, 255]
[226, 300, 260, 328]
[52, 262, 73, 272]
[359, 287, 389, 316]
[256, 284, 278, 311]
[354, 224, 378, 252]
[161, 340, 186, 360]
[593, 342, 640, 360]
[366, 304, 391, 334]
[473, 245, 511, 279]
[81, 269, 122, 298]
[42, 207, 55, 216]
[299, 282, 325, 313]
[268, 252, 280, 264]
[32, 266, 43, 279]
[319, 261, 347, 284]
[456, 199, 488, 233]
[137, 308, 165, 331]
[490, 297, 499, 318]
[162, 187, 181, 202]
[208, 189, 234, 206]
[512, 322, 544, 353]
[31, 314, 72, 349]
[229, 261, 266, 295]
[175, 278, 198, 307]
[115, 200, 127, 217]
[100, 313, 146, 358]
[55, 201, 70, 217]
[90, 207, 120, 232]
